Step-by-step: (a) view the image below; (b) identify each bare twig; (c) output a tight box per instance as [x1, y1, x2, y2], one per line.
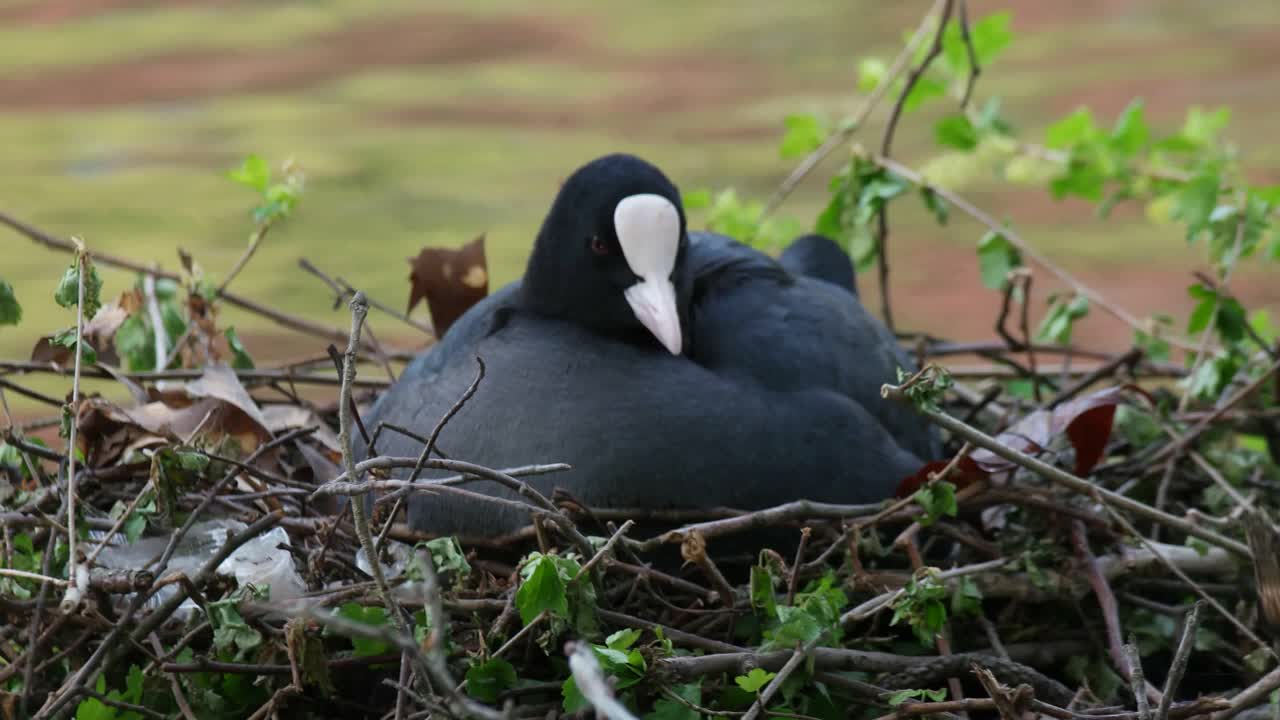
[1124, 639, 1153, 720]
[1156, 602, 1203, 720]
[874, 0, 955, 329]
[333, 292, 420, 689]
[956, 0, 981, 108]
[59, 244, 88, 614]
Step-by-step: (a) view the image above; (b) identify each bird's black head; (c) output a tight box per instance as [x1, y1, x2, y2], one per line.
[521, 153, 689, 355]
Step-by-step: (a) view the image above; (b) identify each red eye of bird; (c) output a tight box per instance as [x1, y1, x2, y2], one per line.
[590, 236, 609, 255]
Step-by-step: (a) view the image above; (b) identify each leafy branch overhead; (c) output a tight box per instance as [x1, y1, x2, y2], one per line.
[1, 5, 1279, 720]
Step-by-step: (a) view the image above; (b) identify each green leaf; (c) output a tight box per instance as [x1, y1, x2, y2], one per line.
[888, 687, 949, 706]
[1174, 173, 1222, 243]
[1134, 315, 1173, 364]
[52, 327, 98, 364]
[562, 676, 588, 714]
[75, 693, 114, 720]
[766, 605, 824, 648]
[950, 576, 983, 616]
[174, 450, 210, 472]
[606, 628, 642, 651]
[920, 188, 949, 225]
[913, 481, 958, 526]
[1181, 106, 1231, 146]
[735, 668, 777, 694]
[1036, 294, 1090, 345]
[54, 259, 104, 320]
[683, 188, 711, 211]
[115, 314, 154, 371]
[977, 96, 1014, 135]
[1250, 309, 1277, 345]
[1184, 282, 1246, 346]
[420, 536, 471, 580]
[1049, 158, 1106, 201]
[332, 603, 391, 657]
[858, 58, 887, 92]
[976, 231, 1021, 290]
[1216, 296, 1248, 344]
[1255, 185, 1280, 206]
[123, 511, 147, 544]
[902, 75, 948, 113]
[516, 554, 570, 624]
[1109, 99, 1149, 155]
[224, 327, 255, 370]
[934, 114, 978, 150]
[1045, 108, 1097, 149]
[646, 682, 701, 720]
[750, 562, 779, 619]
[228, 154, 271, 193]
[0, 279, 21, 326]
[466, 658, 518, 703]
[968, 11, 1013, 66]
[1186, 283, 1216, 334]
[779, 113, 827, 159]
[898, 365, 953, 413]
[160, 300, 187, 342]
[0, 442, 21, 470]
[209, 597, 265, 661]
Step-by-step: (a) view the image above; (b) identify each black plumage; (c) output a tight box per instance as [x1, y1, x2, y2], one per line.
[357, 154, 938, 538]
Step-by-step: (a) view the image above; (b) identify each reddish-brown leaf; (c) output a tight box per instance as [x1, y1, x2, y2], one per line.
[970, 385, 1135, 477]
[407, 234, 488, 338]
[895, 455, 988, 498]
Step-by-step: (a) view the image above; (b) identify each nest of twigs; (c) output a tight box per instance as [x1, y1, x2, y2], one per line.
[2, 207, 1279, 720]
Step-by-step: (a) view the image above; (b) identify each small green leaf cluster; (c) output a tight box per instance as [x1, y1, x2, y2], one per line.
[896, 365, 953, 413]
[683, 189, 802, 251]
[887, 686, 948, 706]
[0, 532, 67, 600]
[75, 666, 147, 720]
[227, 154, 305, 225]
[913, 480, 957, 526]
[888, 567, 966, 648]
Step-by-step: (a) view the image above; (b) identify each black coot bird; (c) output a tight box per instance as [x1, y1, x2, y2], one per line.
[359, 154, 939, 538]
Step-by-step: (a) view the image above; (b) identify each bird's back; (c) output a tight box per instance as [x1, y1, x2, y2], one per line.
[686, 232, 941, 462]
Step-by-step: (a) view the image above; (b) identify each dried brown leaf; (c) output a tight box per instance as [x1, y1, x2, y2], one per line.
[407, 233, 488, 337]
[261, 404, 340, 452]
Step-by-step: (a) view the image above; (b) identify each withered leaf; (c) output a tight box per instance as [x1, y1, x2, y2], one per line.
[261, 404, 340, 452]
[970, 385, 1137, 477]
[78, 364, 273, 455]
[29, 301, 130, 367]
[185, 363, 270, 433]
[895, 455, 987, 498]
[407, 233, 488, 338]
[897, 385, 1142, 498]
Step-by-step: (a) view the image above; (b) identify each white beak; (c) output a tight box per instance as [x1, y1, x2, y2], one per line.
[614, 193, 684, 355]
[624, 275, 682, 355]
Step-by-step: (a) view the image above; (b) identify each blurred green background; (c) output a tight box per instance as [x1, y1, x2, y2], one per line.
[1, 0, 1278, 387]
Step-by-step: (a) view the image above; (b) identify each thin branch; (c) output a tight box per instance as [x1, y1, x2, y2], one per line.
[1156, 602, 1203, 720]
[0, 209, 374, 351]
[866, 154, 1201, 351]
[873, 0, 955, 330]
[59, 245, 87, 614]
[883, 380, 1253, 559]
[762, 0, 947, 216]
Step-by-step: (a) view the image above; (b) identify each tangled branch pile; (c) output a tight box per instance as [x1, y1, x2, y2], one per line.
[3, 3, 1280, 720]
